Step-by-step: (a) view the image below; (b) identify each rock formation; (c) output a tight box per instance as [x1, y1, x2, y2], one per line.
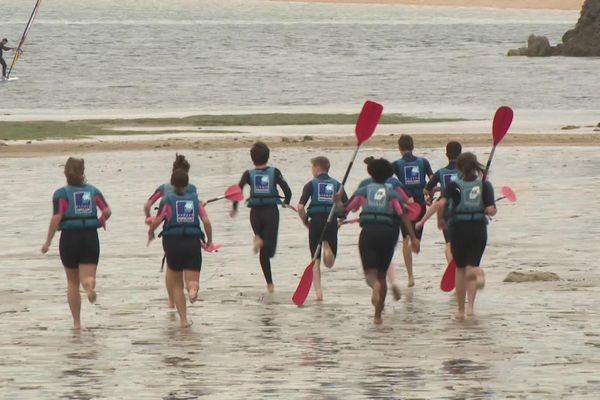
[508, 0, 600, 57]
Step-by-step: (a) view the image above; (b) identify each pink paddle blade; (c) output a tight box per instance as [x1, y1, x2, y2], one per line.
[492, 106, 513, 146]
[407, 202, 422, 222]
[501, 186, 517, 202]
[201, 243, 223, 253]
[225, 185, 244, 202]
[440, 259, 456, 292]
[292, 260, 315, 306]
[355, 101, 383, 146]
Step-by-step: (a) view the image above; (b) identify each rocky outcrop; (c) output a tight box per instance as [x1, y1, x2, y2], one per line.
[503, 271, 560, 283]
[508, 0, 600, 57]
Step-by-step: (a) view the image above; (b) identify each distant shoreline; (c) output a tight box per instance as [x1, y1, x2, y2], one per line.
[277, 0, 583, 11]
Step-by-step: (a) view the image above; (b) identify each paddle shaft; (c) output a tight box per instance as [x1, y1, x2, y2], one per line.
[482, 145, 497, 182]
[310, 146, 360, 261]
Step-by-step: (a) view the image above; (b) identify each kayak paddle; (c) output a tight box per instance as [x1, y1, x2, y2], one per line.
[292, 100, 383, 306]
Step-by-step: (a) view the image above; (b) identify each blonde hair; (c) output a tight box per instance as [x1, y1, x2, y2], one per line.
[64, 157, 86, 186]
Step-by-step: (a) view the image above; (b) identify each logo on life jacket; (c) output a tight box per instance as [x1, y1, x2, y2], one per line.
[373, 188, 387, 205]
[469, 186, 481, 200]
[74, 191, 93, 214]
[442, 173, 458, 188]
[254, 175, 271, 194]
[317, 183, 335, 202]
[176, 200, 195, 223]
[404, 165, 421, 185]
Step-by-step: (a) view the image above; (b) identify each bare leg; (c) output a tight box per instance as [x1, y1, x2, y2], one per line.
[455, 268, 467, 321]
[322, 241, 335, 269]
[253, 235, 264, 254]
[387, 263, 401, 301]
[373, 276, 387, 325]
[64, 268, 82, 330]
[184, 270, 200, 304]
[167, 268, 189, 327]
[79, 264, 97, 304]
[312, 260, 323, 301]
[165, 272, 174, 308]
[402, 239, 415, 287]
[466, 266, 480, 316]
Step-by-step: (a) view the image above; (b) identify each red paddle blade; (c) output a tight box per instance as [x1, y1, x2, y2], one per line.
[407, 202, 422, 222]
[292, 260, 315, 306]
[225, 185, 244, 202]
[355, 101, 383, 145]
[492, 106, 513, 146]
[440, 259, 456, 292]
[501, 186, 517, 202]
[202, 243, 223, 253]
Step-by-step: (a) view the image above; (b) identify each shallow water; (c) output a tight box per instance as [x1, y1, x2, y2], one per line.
[1, 0, 599, 124]
[1, 146, 600, 398]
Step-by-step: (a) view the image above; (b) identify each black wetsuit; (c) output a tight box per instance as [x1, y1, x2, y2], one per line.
[236, 167, 292, 284]
[0, 44, 10, 77]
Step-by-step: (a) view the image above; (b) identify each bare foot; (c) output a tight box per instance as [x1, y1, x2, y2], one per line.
[253, 236, 264, 254]
[407, 278, 415, 288]
[180, 320, 192, 328]
[467, 308, 474, 317]
[189, 288, 199, 304]
[323, 241, 335, 269]
[315, 290, 323, 302]
[391, 284, 401, 301]
[87, 290, 97, 304]
[267, 283, 275, 293]
[455, 311, 465, 322]
[374, 315, 383, 325]
[73, 322, 81, 330]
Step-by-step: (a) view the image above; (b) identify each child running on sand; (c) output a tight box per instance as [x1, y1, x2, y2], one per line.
[393, 134, 433, 287]
[148, 169, 213, 328]
[418, 141, 462, 263]
[41, 157, 111, 330]
[357, 157, 412, 301]
[144, 154, 197, 308]
[336, 158, 420, 325]
[437, 152, 496, 321]
[297, 156, 346, 301]
[231, 141, 292, 293]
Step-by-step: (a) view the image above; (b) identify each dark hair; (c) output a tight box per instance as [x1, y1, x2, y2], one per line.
[64, 157, 86, 186]
[250, 141, 270, 165]
[398, 134, 414, 151]
[311, 156, 330, 172]
[367, 158, 394, 183]
[1, 38, 7, 43]
[363, 156, 375, 165]
[172, 153, 190, 173]
[170, 168, 189, 189]
[456, 152, 484, 181]
[446, 141, 462, 160]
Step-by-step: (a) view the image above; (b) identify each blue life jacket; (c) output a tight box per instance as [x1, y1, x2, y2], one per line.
[437, 166, 459, 191]
[247, 167, 281, 207]
[59, 185, 101, 230]
[359, 183, 400, 227]
[359, 177, 407, 222]
[158, 182, 197, 197]
[161, 193, 205, 239]
[394, 157, 427, 202]
[307, 176, 340, 217]
[447, 178, 486, 225]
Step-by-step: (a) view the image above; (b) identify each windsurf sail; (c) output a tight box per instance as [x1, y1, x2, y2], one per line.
[7, 0, 43, 79]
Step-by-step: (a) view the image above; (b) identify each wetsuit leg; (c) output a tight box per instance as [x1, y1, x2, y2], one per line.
[308, 214, 339, 258]
[359, 224, 396, 280]
[0, 58, 6, 77]
[250, 206, 279, 284]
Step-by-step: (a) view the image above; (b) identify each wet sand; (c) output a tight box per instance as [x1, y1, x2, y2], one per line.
[278, 0, 584, 11]
[1, 146, 600, 398]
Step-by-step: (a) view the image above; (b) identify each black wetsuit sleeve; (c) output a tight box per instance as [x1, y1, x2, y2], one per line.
[52, 197, 60, 215]
[483, 181, 495, 207]
[424, 158, 434, 178]
[443, 181, 461, 205]
[275, 168, 292, 205]
[425, 171, 440, 192]
[299, 181, 312, 205]
[233, 171, 250, 211]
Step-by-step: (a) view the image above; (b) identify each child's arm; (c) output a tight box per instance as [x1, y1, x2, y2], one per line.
[41, 214, 62, 254]
[199, 203, 213, 246]
[416, 201, 439, 230]
[275, 169, 292, 205]
[231, 171, 250, 216]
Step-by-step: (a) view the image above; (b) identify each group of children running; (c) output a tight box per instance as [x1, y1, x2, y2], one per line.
[41, 134, 497, 328]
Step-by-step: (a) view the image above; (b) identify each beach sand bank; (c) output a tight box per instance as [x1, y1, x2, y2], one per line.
[278, 0, 584, 10]
[1, 146, 599, 398]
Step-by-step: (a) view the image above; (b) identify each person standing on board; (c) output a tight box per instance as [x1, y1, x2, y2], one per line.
[41, 158, 111, 330]
[393, 134, 433, 287]
[1, 38, 15, 80]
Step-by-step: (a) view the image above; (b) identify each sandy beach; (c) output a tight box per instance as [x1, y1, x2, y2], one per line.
[279, 0, 584, 11]
[1, 145, 599, 398]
